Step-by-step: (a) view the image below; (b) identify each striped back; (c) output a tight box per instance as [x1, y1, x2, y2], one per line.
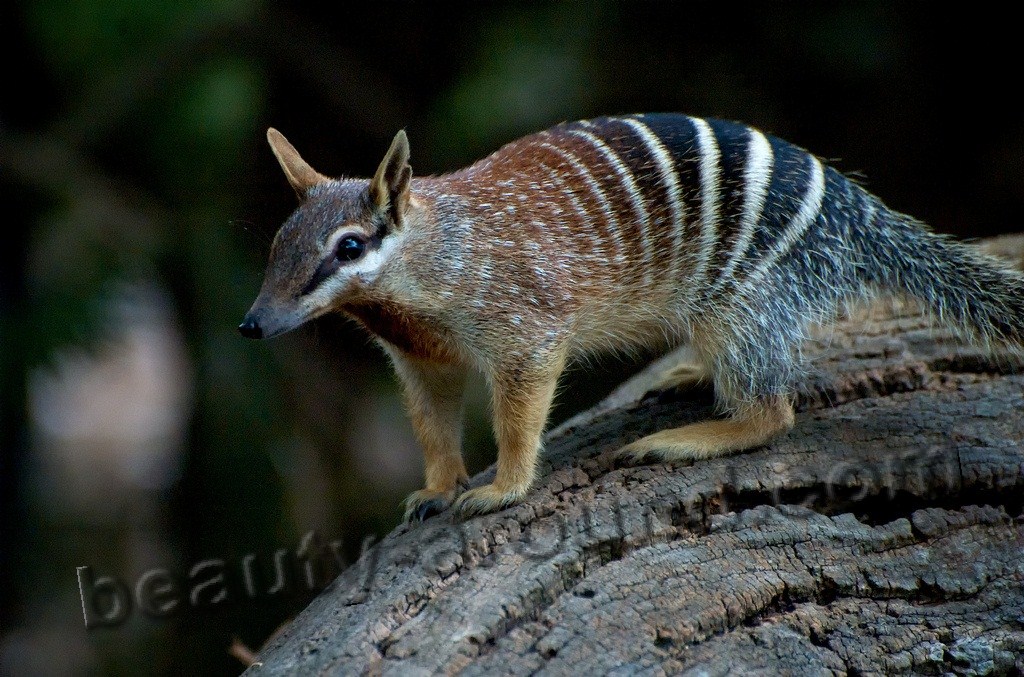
[460, 114, 830, 302]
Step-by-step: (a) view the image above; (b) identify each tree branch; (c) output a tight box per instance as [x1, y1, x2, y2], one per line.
[247, 235, 1024, 676]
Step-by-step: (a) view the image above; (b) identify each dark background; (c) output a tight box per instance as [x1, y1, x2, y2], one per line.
[2, 2, 1022, 674]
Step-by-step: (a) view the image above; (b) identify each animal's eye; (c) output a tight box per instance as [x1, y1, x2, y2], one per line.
[336, 235, 366, 262]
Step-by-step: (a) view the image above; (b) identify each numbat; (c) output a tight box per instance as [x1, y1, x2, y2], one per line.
[240, 115, 1024, 520]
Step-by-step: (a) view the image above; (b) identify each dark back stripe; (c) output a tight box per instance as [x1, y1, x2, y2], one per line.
[772, 168, 859, 306]
[732, 134, 812, 278]
[818, 166, 854, 243]
[527, 139, 619, 265]
[550, 120, 646, 278]
[632, 113, 706, 267]
[533, 125, 635, 272]
[705, 118, 751, 273]
[589, 116, 677, 270]
[587, 117, 664, 201]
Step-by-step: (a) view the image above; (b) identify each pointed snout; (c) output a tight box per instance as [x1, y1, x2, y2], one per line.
[237, 316, 263, 339]
[237, 301, 309, 340]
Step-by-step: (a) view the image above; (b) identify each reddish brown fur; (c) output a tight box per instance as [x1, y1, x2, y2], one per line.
[344, 299, 461, 364]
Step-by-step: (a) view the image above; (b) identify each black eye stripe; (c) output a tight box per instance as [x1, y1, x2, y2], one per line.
[299, 231, 385, 297]
[300, 257, 340, 296]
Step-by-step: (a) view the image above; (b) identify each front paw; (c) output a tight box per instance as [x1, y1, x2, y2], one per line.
[403, 487, 459, 523]
[452, 483, 527, 517]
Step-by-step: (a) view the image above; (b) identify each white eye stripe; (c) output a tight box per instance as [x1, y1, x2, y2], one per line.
[303, 228, 406, 310]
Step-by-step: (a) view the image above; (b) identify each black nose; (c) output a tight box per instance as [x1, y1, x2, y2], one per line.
[238, 317, 263, 339]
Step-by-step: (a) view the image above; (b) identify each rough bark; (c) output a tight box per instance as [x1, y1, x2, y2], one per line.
[247, 235, 1024, 676]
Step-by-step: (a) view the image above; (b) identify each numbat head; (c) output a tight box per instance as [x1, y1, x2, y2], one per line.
[240, 128, 419, 339]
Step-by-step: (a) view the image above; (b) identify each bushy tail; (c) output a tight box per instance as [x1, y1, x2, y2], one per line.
[859, 208, 1024, 353]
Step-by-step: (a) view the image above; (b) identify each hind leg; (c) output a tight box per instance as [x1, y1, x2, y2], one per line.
[620, 395, 794, 462]
[621, 313, 799, 463]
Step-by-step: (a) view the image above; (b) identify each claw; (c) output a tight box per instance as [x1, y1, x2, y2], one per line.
[403, 488, 460, 523]
[452, 483, 525, 517]
[415, 498, 447, 522]
[618, 444, 656, 466]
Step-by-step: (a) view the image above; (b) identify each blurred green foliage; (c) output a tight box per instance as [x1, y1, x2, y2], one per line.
[433, 3, 602, 160]
[25, 0, 253, 75]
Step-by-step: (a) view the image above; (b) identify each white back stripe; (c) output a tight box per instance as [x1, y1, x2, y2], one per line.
[742, 155, 826, 289]
[538, 141, 629, 268]
[620, 116, 687, 284]
[567, 128, 654, 285]
[691, 117, 721, 289]
[537, 162, 609, 265]
[713, 128, 773, 289]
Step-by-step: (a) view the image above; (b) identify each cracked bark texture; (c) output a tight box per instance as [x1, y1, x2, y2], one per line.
[247, 235, 1024, 676]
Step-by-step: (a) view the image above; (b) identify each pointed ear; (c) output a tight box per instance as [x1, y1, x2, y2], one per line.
[266, 128, 329, 198]
[369, 130, 412, 225]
